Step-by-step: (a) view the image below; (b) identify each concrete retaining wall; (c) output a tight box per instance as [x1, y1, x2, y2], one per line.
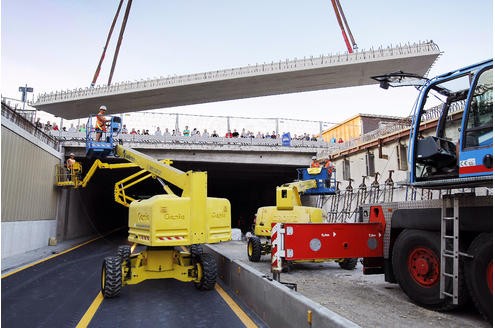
[206, 245, 359, 328]
[1, 220, 57, 258]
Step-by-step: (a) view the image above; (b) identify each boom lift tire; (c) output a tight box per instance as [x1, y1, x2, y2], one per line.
[194, 253, 217, 291]
[190, 244, 204, 257]
[118, 245, 131, 261]
[101, 256, 122, 298]
[338, 258, 358, 270]
[464, 233, 493, 321]
[392, 229, 467, 311]
[247, 236, 262, 262]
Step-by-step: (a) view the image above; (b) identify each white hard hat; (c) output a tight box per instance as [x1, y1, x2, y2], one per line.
[69, 153, 75, 157]
[312, 156, 317, 160]
[99, 105, 107, 111]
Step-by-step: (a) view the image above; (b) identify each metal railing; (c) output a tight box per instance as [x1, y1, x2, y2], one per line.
[323, 171, 490, 223]
[1, 102, 59, 149]
[54, 131, 339, 149]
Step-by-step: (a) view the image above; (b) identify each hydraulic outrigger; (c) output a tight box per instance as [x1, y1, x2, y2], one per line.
[56, 114, 231, 297]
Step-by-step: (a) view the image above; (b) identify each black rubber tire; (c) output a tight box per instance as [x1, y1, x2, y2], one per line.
[247, 236, 262, 262]
[101, 256, 122, 298]
[339, 258, 358, 270]
[464, 233, 492, 322]
[190, 244, 203, 257]
[392, 229, 467, 311]
[194, 253, 217, 291]
[117, 245, 131, 261]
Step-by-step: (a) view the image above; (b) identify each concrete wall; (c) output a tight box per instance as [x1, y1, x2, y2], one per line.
[1, 119, 63, 258]
[206, 244, 359, 328]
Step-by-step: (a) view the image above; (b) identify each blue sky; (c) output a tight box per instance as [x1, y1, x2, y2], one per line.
[1, 0, 493, 126]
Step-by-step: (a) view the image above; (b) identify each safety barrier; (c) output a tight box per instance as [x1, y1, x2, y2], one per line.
[205, 244, 359, 328]
[53, 131, 337, 149]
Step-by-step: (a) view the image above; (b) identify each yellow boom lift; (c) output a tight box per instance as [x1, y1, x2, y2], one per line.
[56, 115, 231, 297]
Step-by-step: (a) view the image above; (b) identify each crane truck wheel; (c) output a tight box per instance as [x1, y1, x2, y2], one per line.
[464, 233, 492, 322]
[194, 253, 217, 291]
[392, 229, 467, 311]
[101, 256, 122, 298]
[247, 236, 262, 262]
[338, 258, 358, 270]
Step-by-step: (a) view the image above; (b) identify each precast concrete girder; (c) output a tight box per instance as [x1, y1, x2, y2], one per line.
[34, 42, 440, 120]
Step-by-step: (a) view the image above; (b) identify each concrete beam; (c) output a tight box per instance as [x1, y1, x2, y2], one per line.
[33, 42, 440, 120]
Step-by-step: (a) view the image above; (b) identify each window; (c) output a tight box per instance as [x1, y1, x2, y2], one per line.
[464, 68, 493, 148]
[342, 157, 351, 180]
[397, 144, 408, 171]
[366, 151, 375, 176]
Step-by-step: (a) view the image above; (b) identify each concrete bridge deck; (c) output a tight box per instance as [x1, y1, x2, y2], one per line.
[33, 41, 440, 120]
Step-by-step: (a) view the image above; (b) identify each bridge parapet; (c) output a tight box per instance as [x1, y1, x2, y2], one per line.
[54, 131, 339, 151]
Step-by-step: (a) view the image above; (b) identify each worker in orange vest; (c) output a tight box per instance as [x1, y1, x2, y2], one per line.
[324, 155, 335, 176]
[310, 156, 321, 168]
[95, 105, 108, 141]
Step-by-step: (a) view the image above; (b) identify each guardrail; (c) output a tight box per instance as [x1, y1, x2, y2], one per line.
[1, 102, 59, 149]
[54, 131, 339, 149]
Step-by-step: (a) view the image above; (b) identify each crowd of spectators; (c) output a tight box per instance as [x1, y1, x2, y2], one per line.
[35, 119, 339, 142]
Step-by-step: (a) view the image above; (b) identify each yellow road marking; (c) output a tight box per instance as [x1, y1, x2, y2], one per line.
[215, 284, 258, 328]
[1, 235, 104, 279]
[76, 292, 104, 328]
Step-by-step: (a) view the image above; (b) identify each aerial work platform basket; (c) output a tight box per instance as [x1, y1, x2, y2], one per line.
[85, 115, 122, 158]
[297, 167, 337, 195]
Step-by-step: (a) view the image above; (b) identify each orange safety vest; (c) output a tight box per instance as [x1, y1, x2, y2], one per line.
[96, 111, 107, 131]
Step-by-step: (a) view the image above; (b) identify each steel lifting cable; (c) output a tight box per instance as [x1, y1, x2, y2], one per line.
[91, 0, 125, 87]
[330, 0, 357, 53]
[107, 0, 133, 86]
[334, 0, 357, 51]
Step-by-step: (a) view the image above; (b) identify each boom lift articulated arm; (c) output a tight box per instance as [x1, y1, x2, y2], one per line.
[276, 180, 317, 209]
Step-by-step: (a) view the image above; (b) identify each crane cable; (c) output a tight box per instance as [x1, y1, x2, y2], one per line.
[330, 0, 357, 53]
[90, 0, 133, 87]
[107, 0, 133, 86]
[90, 0, 124, 87]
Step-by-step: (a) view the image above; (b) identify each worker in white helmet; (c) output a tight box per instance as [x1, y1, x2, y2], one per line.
[310, 156, 321, 168]
[95, 105, 108, 141]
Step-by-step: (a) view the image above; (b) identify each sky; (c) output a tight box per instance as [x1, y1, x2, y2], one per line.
[1, 0, 493, 133]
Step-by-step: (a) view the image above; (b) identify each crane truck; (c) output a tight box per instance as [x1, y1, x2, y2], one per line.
[57, 114, 231, 297]
[270, 59, 493, 321]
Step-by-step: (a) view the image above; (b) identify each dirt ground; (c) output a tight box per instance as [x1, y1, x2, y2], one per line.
[212, 240, 491, 328]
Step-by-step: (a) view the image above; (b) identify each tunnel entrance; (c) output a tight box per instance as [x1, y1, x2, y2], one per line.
[70, 157, 300, 238]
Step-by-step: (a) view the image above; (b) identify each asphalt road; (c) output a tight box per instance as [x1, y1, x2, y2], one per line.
[1, 234, 262, 328]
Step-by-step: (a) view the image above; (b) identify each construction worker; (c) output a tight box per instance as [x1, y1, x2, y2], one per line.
[66, 153, 76, 181]
[324, 155, 335, 174]
[95, 105, 108, 141]
[310, 156, 321, 168]
[324, 155, 335, 188]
